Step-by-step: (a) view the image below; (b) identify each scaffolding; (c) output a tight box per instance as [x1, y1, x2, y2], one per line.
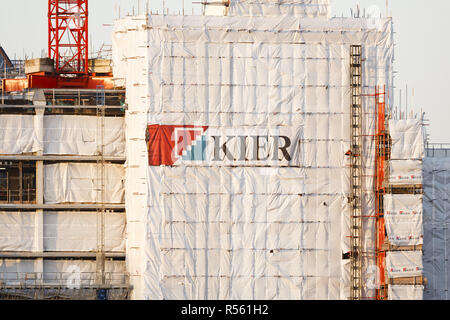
[0, 161, 36, 204]
[382, 87, 426, 296]
[96, 85, 106, 287]
[374, 86, 389, 300]
[372, 86, 427, 299]
[0, 89, 130, 300]
[426, 143, 450, 158]
[0, 272, 129, 300]
[349, 45, 363, 300]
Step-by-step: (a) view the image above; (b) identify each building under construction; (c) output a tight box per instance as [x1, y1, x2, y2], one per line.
[0, 0, 449, 300]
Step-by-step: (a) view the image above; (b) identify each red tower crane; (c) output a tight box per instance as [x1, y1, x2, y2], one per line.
[1, 0, 114, 92]
[48, 0, 89, 75]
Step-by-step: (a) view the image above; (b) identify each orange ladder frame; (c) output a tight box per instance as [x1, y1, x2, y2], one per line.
[374, 85, 388, 300]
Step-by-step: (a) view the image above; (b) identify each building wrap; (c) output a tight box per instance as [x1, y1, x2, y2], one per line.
[113, 5, 394, 299]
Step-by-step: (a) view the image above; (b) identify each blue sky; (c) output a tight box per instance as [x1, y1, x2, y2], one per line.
[1, 0, 449, 142]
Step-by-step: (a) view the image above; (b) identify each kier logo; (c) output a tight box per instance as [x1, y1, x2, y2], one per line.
[146, 125, 209, 166]
[146, 124, 295, 166]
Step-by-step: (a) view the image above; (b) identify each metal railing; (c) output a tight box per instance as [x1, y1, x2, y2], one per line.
[426, 143, 450, 158]
[0, 272, 130, 288]
[0, 189, 36, 204]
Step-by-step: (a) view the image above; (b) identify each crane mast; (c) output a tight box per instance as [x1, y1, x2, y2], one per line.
[48, 0, 89, 75]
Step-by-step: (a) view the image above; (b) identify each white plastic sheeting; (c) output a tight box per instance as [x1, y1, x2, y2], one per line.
[384, 195, 423, 246]
[386, 251, 423, 278]
[113, 16, 394, 96]
[44, 116, 125, 156]
[388, 285, 424, 300]
[389, 160, 423, 185]
[0, 212, 35, 251]
[44, 212, 125, 252]
[44, 163, 125, 204]
[156, 167, 349, 194]
[423, 157, 450, 300]
[0, 211, 125, 253]
[114, 12, 394, 300]
[0, 115, 125, 156]
[0, 115, 42, 154]
[145, 168, 348, 299]
[228, 0, 330, 18]
[386, 119, 425, 300]
[389, 120, 425, 160]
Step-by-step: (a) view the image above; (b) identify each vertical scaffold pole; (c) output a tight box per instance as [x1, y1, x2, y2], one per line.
[96, 85, 106, 287]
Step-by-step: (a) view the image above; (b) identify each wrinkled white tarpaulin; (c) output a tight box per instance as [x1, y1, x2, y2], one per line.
[0, 115, 125, 156]
[228, 0, 330, 18]
[384, 195, 423, 246]
[0, 211, 125, 252]
[113, 12, 394, 299]
[44, 163, 125, 204]
[0, 212, 35, 251]
[386, 119, 425, 300]
[388, 285, 424, 300]
[44, 116, 125, 156]
[389, 120, 425, 160]
[423, 157, 450, 300]
[0, 115, 42, 154]
[386, 251, 423, 278]
[43, 212, 125, 252]
[389, 160, 423, 185]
